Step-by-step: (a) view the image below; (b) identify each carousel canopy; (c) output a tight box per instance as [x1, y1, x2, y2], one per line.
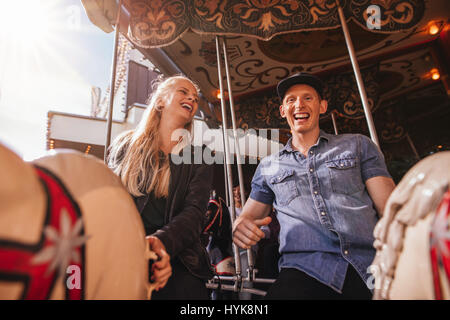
[123, 0, 425, 47]
[82, 0, 449, 155]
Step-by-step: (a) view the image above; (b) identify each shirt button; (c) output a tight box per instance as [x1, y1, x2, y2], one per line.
[309, 168, 314, 172]
[344, 250, 349, 255]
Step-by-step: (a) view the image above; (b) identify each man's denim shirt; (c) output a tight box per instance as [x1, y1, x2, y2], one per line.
[249, 130, 392, 292]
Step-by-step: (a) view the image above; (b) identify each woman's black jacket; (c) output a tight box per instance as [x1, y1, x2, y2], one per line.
[134, 145, 214, 280]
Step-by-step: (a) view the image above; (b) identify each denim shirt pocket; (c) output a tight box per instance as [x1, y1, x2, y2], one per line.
[326, 157, 364, 195]
[270, 169, 299, 206]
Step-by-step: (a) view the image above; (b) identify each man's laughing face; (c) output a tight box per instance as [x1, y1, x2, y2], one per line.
[280, 84, 327, 135]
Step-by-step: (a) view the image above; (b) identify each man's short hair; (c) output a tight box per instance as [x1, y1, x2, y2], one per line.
[277, 72, 325, 101]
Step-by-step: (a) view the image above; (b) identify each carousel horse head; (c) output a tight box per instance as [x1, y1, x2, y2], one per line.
[371, 151, 450, 300]
[0, 143, 156, 299]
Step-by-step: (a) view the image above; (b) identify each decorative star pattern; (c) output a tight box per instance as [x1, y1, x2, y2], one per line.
[31, 208, 90, 278]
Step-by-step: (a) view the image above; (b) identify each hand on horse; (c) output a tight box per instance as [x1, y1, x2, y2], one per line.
[232, 216, 272, 249]
[146, 236, 172, 291]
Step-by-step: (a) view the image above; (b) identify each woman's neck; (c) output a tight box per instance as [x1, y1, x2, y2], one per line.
[158, 118, 187, 155]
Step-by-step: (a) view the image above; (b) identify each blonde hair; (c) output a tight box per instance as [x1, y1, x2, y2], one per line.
[108, 75, 199, 198]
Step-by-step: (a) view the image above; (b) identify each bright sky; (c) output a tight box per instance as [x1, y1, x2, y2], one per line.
[0, 0, 114, 160]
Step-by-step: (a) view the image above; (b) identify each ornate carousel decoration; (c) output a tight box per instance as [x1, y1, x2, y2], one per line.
[126, 0, 425, 48]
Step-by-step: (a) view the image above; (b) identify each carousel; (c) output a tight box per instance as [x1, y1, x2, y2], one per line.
[0, 0, 449, 300]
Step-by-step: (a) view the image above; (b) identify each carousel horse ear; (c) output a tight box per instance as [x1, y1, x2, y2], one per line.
[0, 143, 46, 245]
[1, 146, 151, 299]
[144, 239, 158, 300]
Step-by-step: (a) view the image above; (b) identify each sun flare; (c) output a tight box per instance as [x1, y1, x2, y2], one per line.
[0, 0, 95, 161]
[0, 1, 55, 49]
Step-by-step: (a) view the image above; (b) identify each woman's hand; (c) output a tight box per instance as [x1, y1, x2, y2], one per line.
[146, 236, 172, 291]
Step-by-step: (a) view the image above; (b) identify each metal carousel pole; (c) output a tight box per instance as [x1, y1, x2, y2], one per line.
[104, 0, 122, 161]
[221, 37, 257, 282]
[336, 0, 380, 147]
[206, 36, 276, 297]
[214, 35, 243, 292]
[331, 110, 339, 135]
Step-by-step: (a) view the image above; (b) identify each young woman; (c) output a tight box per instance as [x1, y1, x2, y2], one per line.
[108, 75, 214, 299]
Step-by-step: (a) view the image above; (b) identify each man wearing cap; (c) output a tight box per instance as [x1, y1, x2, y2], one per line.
[232, 73, 395, 299]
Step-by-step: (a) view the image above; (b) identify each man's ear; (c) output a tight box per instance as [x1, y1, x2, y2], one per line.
[319, 99, 328, 115]
[279, 104, 286, 118]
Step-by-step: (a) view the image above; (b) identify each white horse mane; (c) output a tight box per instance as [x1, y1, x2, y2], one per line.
[372, 151, 450, 299]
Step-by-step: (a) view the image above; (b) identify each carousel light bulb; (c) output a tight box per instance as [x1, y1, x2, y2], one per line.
[428, 22, 440, 35]
[431, 68, 440, 80]
[216, 90, 222, 99]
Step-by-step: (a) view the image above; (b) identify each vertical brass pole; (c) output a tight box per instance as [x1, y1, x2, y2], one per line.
[222, 37, 256, 281]
[104, 0, 122, 161]
[336, 1, 380, 146]
[215, 36, 243, 288]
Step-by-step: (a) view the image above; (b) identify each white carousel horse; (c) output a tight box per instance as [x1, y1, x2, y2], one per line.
[0, 144, 157, 299]
[371, 151, 450, 300]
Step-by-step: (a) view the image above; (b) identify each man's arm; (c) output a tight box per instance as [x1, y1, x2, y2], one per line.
[358, 134, 396, 217]
[365, 176, 396, 217]
[232, 198, 272, 249]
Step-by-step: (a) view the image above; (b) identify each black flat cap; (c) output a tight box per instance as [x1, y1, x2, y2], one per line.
[277, 72, 324, 101]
